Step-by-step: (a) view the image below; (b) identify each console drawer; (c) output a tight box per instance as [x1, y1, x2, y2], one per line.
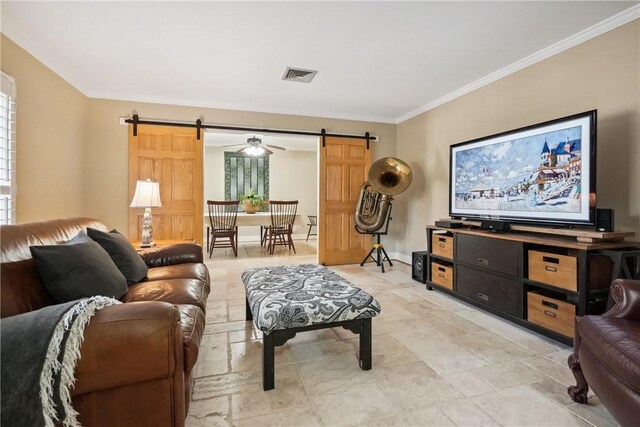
[527, 291, 575, 338]
[456, 265, 518, 316]
[456, 234, 520, 276]
[528, 251, 577, 291]
[432, 234, 453, 259]
[431, 262, 453, 290]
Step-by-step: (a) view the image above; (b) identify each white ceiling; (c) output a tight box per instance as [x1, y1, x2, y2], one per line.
[2, 1, 638, 123]
[205, 131, 317, 152]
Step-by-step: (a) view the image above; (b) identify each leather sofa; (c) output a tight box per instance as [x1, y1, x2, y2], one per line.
[1, 218, 210, 427]
[568, 279, 640, 426]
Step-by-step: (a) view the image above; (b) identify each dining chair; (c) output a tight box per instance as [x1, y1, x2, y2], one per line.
[267, 200, 298, 254]
[207, 200, 239, 258]
[306, 215, 317, 242]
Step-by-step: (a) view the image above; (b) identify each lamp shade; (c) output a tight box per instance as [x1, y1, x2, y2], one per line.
[130, 179, 162, 208]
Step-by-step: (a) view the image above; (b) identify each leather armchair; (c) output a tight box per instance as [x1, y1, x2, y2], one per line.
[1, 218, 210, 427]
[568, 279, 640, 426]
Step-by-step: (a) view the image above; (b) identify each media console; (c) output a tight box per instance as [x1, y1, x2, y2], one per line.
[425, 225, 639, 345]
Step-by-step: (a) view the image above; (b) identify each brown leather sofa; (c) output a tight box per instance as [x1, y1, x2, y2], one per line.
[568, 279, 640, 426]
[1, 218, 210, 427]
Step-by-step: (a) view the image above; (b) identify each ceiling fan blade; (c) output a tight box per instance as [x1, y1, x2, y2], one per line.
[218, 144, 246, 148]
[262, 147, 273, 155]
[235, 147, 247, 153]
[265, 144, 286, 151]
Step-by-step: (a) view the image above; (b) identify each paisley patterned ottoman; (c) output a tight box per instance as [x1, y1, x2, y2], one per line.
[242, 264, 381, 390]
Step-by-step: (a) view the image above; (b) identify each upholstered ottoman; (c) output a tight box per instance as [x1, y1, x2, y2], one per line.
[242, 264, 381, 390]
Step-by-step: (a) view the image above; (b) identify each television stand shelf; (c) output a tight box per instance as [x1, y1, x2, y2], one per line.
[425, 225, 639, 345]
[459, 220, 635, 243]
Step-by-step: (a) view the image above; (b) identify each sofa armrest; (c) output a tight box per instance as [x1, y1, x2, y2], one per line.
[72, 301, 184, 396]
[603, 279, 640, 322]
[140, 243, 203, 267]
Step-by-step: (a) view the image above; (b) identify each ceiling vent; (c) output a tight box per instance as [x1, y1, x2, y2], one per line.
[282, 67, 318, 83]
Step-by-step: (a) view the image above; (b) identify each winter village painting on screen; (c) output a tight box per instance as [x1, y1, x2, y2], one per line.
[454, 125, 583, 213]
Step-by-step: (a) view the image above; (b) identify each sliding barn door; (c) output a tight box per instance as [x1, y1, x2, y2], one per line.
[318, 137, 372, 265]
[129, 124, 203, 244]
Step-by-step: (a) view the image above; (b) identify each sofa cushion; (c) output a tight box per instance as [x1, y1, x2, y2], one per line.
[87, 228, 148, 285]
[30, 231, 128, 303]
[579, 315, 640, 390]
[122, 279, 207, 311]
[146, 264, 210, 291]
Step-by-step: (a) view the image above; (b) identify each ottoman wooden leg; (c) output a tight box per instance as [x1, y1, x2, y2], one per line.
[263, 333, 275, 391]
[359, 318, 372, 370]
[245, 297, 253, 321]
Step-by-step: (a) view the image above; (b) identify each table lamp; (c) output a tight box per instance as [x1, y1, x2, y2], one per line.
[130, 179, 162, 247]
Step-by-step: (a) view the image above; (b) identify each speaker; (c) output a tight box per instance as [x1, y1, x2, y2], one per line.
[596, 208, 614, 232]
[480, 219, 509, 232]
[412, 251, 429, 283]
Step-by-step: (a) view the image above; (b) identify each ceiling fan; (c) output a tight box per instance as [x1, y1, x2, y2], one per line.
[220, 135, 286, 156]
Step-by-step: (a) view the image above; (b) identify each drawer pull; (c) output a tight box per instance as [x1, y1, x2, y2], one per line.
[477, 258, 489, 266]
[542, 256, 560, 264]
[439, 243, 445, 248]
[438, 273, 445, 278]
[437, 267, 446, 272]
[544, 310, 557, 318]
[545, 266, 558, 272]
[541, 300, 559, 310]
[477, 292, 489, 301]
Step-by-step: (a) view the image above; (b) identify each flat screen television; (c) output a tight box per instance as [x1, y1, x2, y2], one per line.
[449, 110, 597, 226]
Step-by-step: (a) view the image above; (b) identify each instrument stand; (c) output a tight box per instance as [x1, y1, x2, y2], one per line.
[360, 233, 393, 273]
[357, 203, 393, 273]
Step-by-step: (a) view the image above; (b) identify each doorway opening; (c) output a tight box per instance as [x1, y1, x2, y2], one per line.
[204, 129, 319, 260]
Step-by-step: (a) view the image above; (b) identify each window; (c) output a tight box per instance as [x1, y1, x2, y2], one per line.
[0, 72, 16, 225]
[224, 152, 269, 210]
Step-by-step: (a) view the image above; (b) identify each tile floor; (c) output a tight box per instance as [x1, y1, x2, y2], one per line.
[187, 240, 618, 426]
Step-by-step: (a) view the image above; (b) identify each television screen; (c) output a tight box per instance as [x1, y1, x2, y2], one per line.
[449, 110, 596, 225]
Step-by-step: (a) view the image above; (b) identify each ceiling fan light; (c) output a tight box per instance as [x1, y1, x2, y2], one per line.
[246, 146, 265, 156]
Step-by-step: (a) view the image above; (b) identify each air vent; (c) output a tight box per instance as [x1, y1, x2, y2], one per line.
[282, 67, 318, 83]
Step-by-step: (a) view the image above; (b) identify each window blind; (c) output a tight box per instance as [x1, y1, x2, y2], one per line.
[0, 72, 16, 225]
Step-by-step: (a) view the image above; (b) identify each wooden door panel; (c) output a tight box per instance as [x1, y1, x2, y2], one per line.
[319, 137, 371, 265]
[171, 159, 195, 202]
[138, 158, 162, 182]
[171, 215, 195, 240]
[129, 125, 203, 244]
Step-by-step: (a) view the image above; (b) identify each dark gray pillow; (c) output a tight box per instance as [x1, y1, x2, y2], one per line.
[87, 228, 148, 284]
[30, 231, 128, 303]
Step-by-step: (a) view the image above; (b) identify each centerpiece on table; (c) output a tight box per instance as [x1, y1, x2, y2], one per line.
[240, 188, 266, 214]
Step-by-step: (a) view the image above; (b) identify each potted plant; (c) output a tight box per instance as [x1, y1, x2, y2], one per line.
[240, 188, 265, 214]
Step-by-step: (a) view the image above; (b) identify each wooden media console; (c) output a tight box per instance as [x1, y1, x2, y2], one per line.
[425, 225, 639, 345]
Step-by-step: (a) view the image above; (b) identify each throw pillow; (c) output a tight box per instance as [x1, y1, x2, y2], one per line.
[87, 228, 148, 284]
[30, 231, 128, 303]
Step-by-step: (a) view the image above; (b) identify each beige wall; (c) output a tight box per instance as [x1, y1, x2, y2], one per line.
[85, 99, 396, 235]
[0, 35, 87, 223]
[392, 20, 640, 257]
[204, 145, 318, 240]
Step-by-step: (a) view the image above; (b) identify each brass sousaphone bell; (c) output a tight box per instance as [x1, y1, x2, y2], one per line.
[355, 157, 412, 233]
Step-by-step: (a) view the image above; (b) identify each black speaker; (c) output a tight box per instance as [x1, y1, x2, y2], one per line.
[412, 251, 429, 283]
[480, 219, 509, 232]
[596, 208, 614, 232]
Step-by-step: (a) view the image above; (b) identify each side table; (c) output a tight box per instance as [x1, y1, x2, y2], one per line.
[131, 239, 196, 253]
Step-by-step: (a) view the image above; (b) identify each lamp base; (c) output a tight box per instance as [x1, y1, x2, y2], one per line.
[138, 241, 156, 248]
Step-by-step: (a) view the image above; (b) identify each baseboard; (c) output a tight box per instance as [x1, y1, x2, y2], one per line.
[388, 251, 412, 265]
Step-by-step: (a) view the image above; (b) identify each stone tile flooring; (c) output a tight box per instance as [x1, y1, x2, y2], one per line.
[187, 240, 618, 426]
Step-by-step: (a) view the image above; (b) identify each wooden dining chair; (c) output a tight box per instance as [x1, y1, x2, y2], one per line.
[207, 200, 239, 258]
[306, 215, 317, 242]
[267, 200, 298, 254]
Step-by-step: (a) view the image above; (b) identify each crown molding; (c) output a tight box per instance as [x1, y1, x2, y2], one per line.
[396, 5, 640, 124]
[87, 92, 397, 125]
